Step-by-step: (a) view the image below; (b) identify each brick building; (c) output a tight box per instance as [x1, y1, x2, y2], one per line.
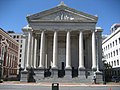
[0, 28, 19, 80]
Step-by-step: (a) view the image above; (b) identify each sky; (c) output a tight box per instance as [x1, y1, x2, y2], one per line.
[0, 0, 120, 35]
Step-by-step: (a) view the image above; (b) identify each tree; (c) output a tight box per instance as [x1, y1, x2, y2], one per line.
[103, 60, 112, 82]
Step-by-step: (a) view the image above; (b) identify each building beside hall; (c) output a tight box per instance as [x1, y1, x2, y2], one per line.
[8, 32, 26, 73]
[0, 28, 19, 80]
[20, 2, 103, 83]
[102, 23, 120, 77]
[102, 34, 109, 41]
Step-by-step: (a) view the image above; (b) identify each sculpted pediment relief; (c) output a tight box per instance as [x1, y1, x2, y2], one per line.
[27, 5, 98, 23]
[31, 10, 96, 22]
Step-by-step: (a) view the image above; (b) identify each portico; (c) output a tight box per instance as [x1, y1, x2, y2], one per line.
[20, 2, 103, 83]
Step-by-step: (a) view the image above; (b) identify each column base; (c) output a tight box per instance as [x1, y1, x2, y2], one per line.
[34, 68, 44, 83]
[78, 69, 93, 83]
[20, 70, 29, 82]
[79, 66, 85, 70]
[95, 71, 103, 84]
[78, 69, 86, 78]
[92, 66, 97, 71]
[64, 68, 72, 79]
[51, 68, 58, 78]
[38, 66, 44, 69]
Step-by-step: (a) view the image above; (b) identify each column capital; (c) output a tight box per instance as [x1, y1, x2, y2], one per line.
[90, 30, 96, 33]
[66, 30, 72, 32]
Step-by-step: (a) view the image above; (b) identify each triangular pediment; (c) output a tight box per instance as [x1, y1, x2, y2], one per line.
[27, 5, 98, 23]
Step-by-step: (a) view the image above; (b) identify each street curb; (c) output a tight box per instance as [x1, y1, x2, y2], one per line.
[0, 82, 120, 86]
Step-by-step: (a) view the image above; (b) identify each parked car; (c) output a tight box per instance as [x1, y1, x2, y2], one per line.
[111, 76, 120, 82]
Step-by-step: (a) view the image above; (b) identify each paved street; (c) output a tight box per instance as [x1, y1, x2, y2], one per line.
[0, 83, 120, 90]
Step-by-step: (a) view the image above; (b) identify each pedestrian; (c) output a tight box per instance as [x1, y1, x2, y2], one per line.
[92, 72, 96, 84]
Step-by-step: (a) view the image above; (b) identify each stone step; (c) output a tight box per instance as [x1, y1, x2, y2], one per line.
[35, 76, 93, 83]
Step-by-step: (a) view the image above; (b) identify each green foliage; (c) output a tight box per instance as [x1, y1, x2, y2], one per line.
[0, 79, 3, 83]
[103, 60, 112, 82]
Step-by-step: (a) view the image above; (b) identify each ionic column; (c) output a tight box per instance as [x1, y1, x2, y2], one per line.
[30, 34, 34, 67]
[6, 53, 8, 67]
[52, 31, 58, 69]
[34, 36, 37, 68]
[26, 31, 31, 68]
[21, 36, 26, 69]
[92, 31, 97, 70]
[65, 31, 71, 69]
[39, 31, 45, 68]
[79, 31, 85, 69]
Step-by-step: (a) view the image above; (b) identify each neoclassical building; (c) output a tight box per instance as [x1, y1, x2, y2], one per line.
[20, 2, 103, 83]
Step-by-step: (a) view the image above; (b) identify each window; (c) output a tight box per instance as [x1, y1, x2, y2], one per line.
[0, 35, 2, 40]
[117, 60, 119, 65]
[113, 51, 115, 56]
[106, 46, 107, 50]
[118, 70, 120, 75]
[9, 42, 11, 47]
[111, 61, 113, 66]
[20, 49, 22, 53]
[19, 64, 21, 67]
[21, 40, 22, 43]
[19, 59, 21, 62]
[17, 35, 19, 38]
[114, 60, 116, 66]
[20, 54, 22, 57]
[17, 40, 19, 42]
[115, 40, 117, 45]
[20, 45, 22, 48]
[111, 52, 112, 57]
[119, 38, 120, 44]
[109, 53, 110, 58]
[110, 43, 112, 48]
[116, 49, 118, 55]
[107, 54, 108, 59]
[104, 47, 105, 51]
[113, 41, 114, 47]
[13, 35, 16, 38]
[108, 45, 109, 49]
[105, 54, 107, 59]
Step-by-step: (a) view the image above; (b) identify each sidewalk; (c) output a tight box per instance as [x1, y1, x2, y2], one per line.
[0, 81, 120, 86]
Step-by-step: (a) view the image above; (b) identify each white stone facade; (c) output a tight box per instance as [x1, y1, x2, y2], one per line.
[20, 3, 103, 83]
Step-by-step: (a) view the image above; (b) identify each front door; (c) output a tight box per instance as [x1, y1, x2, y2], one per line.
[62, 62, 64, 70]
[58, 47, 65, 70]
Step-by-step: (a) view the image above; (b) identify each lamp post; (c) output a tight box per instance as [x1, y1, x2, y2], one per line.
[102, 59, 106, 84]
[102, 51, 106, 84]
[95, 30, 103, 84]
[96, 35, 100, 72]
[0, 59, 3, 82]
[0, 46, 4, 83]
[0, 40, 8, 83]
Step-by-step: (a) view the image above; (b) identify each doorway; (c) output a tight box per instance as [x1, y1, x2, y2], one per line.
[62, 62, 64, 70]
[58, 62, 65, 78]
